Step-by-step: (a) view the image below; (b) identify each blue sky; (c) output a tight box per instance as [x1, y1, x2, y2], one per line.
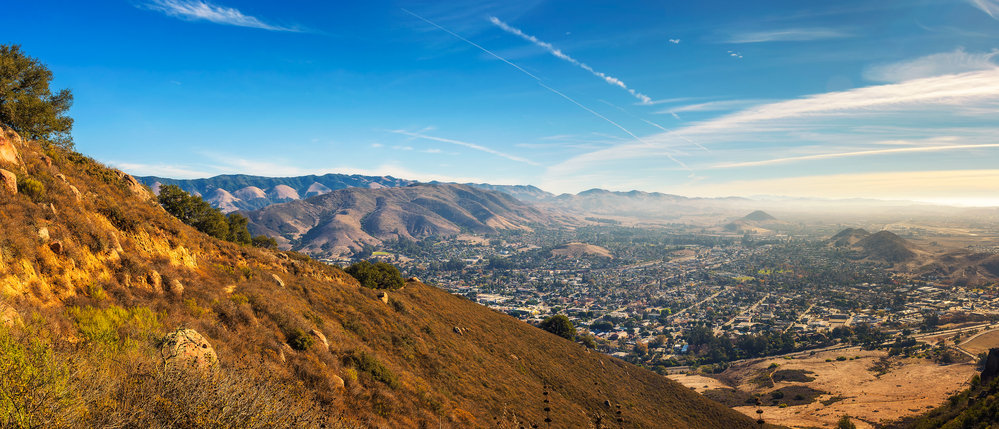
[5, 0, 999, 204]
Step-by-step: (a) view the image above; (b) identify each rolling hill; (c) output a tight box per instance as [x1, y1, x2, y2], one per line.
[723, 210, 789, 233]
[0, 127, 768, 428]
[243, 183, 563, 256]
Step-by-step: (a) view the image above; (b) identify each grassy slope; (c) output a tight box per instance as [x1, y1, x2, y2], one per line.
[0, 137, 766, 428]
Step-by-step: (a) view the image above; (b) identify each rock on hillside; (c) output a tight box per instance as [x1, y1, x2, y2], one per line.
[244, 183, 556, 256]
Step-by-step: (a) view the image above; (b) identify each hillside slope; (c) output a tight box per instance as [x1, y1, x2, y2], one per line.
[243, 183, 559, 256]
[1, 132, 766, 428]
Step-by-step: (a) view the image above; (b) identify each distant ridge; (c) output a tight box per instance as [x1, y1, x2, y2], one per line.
[244, 183, 557, 256]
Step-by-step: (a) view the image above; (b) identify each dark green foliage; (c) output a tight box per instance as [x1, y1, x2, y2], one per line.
[345, 351, 399, 389]
[344, 260, 404, 290]
[226, 213, 251, 245]
[252, 235, 278, 249]
[287, 328, 314, 351]
[96, 198, 138, 232]
[0, 44, 74, 149]
[157, 184, 255, 244]
[16, 177, 44, 201]
[837, 415, 856, 429]
[540, 315, 575, 340]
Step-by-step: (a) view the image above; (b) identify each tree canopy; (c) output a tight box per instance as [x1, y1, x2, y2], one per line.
[540, 315, 575, 340]
[157, 184, 255, 245]
[345, 260, 405, 290]
[0, 44, 74, 149]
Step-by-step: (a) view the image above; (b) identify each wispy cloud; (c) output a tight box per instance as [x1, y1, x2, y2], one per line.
[664, 99, 769, 113]
[969, 0, 999, 20]
[115, 162, 215, 179]
[139, 0, 305, 32]
[864, 48, 999, 83]
[714, 143, 999, 168]
[724, 28, 853, 43]
[404, 9, 691, 172]
[679, 69, 999, 134]
[489, 17, 653, 104]
[669, 39, 680, 44]
[388, 129, 541, 166]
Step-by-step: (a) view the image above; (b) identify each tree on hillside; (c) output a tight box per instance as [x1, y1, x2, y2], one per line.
[157, 184, 258, 245]
[837, 415, 856, 429]
[345, 260, 404, 290]
[0, 44, 74, 149]
[540, 315, 575, 340]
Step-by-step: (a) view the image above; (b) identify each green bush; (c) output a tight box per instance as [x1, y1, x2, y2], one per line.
[67, 305, 160, 352]
[287, 328, 314, 351]
[539, 315, 575, 340]
[345, 351, 399, 389]
[345, 260, 404, 290]
[17, 178, 44, 201]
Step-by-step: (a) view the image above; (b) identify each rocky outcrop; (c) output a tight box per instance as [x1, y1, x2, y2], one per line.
[37, 227, 50, 242]
[272, 274, 285, 288]
[330, 374, 345, 389]
[169, 279, 184, 296]
[0, 169, 16, 194]
[116, 171, 152, 201]
[49, 241, 63, 255]
[310, 329, 329, 351]
[0, 126, 22, 167]
[148, 270, 163, 295]
[160, 329, 218, 370]
[377, 291, 389, 304]
[0, 302, 21, 327]
[981, 348, 999, 382]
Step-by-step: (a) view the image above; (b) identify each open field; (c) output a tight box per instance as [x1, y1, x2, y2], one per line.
[671, 348, 979, 428]
[961, 330, 999, 355]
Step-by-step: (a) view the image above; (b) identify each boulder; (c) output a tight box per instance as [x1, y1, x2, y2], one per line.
[0, 302, 21, 327]
[0, 169, 16, 194]
[68, 185, 81, 201]
[37, 227, 50, 242]
[40, 154, 52, 167]
[330, 374, 345, 389]
[407, 276, 421, 283]
[160, 329, 218, 370]
[377, 291, 389, 304]
[310, 329, 329, 350]
[453, 326, 464, 335]
[55, 173, 67, 182]
[169, 279, 184, 296]
[0, 128, 21, 167]
[115, 170, 152, 201]
[272, 273, 285, 288]
[49, 241, 63, 255]
[148, 270, 163, 295]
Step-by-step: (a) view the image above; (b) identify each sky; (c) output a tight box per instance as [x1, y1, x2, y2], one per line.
[4, 0, 999, 205]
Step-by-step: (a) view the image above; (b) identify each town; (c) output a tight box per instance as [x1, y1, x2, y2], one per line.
[326, 224, 999, 373]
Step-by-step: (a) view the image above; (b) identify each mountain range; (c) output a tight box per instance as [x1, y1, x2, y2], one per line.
[243, 183, 562, 256]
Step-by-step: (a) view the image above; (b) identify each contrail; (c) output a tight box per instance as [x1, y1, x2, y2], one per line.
[389, 129, 541, 166]
[489, 17, 652, 104]
[401, 9, 540, 80]
[599, 100, 711, 153]
[540, 82, 691, 171]
[402, 9, 692, 172]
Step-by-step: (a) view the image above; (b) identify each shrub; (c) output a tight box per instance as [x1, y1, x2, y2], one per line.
[836, 356, 847, 361]
[345, 351, 399, 389]
[539, 315, 575, 340]
[287, 328, 314, 351]
[252, 235, 278, 249]
[344, 260, 404, 290]
[67, 305, 160, 352]
[17, 178, 44, 201]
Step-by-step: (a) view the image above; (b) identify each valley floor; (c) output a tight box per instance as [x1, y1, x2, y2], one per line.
[669, 349, 978, 428]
